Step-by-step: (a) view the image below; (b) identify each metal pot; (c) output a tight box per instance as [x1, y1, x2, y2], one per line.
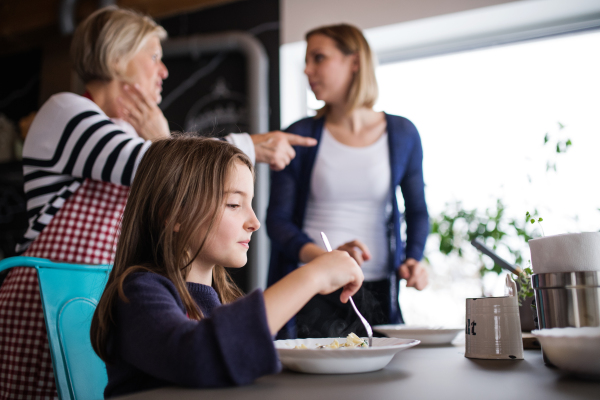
[532, 271, 600, 329]
[532, 271, 600, 364]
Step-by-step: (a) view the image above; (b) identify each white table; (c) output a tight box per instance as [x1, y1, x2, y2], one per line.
[117, 345, 600, 400]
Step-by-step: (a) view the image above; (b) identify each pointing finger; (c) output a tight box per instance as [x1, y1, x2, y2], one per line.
[284, 133, 317, 147]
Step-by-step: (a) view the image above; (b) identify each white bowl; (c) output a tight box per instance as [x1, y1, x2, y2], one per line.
[532, 327, 600, 376]
[373, 325, 463, 345]
[274, 337, 419, 374]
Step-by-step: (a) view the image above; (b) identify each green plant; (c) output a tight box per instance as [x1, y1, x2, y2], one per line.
[526, 211, 544, 236]
[429, 200, 540, 276]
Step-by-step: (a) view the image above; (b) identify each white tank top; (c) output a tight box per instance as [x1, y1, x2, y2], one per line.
[304, 128, 392, 281]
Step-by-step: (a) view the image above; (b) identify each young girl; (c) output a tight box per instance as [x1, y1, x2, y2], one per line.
[90, 136, 363, 397]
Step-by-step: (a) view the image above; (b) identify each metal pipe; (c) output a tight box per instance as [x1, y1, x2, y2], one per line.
[162, 32, 270, 291]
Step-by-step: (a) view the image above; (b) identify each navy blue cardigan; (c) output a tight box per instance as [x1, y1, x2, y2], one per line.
[266, 114, 429, 326]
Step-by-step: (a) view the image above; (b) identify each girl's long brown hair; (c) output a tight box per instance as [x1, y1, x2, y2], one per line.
[91, 136, 252, 363]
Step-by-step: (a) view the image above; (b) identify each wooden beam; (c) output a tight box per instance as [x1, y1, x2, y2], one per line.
[0, 0, 61, 37]
[0, 0, 240, 38]
[122, 0, 240, 19]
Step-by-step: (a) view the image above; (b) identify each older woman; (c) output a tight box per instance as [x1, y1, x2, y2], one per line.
[0, 6, 313, 398]
[267, 24, 430, 339]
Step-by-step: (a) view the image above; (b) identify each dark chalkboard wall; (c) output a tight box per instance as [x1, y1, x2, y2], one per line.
[159, 0, 280, 135]
[160, 53, 249, 137]
[159, 0, 280, 292]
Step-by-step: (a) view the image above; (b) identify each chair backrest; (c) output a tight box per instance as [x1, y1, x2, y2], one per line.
[0, 256, 111, 400]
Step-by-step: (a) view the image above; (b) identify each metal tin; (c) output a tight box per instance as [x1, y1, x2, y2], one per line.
[532, 271, 600, 329]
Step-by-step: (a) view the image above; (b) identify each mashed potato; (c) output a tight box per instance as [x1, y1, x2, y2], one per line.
[294, 333, 368, 349]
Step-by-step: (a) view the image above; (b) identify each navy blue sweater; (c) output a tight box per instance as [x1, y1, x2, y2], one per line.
[267, 114, 429, 331]
[104, 272, 280, 398]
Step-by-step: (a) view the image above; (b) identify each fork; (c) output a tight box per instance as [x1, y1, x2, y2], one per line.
[320, 232, 373, 347]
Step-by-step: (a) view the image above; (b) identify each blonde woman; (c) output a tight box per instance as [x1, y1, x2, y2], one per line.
[267, 24, 429, 339]
[0, 6, 313, 398]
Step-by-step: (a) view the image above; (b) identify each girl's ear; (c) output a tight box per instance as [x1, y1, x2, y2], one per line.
[173, 223, 181, 232]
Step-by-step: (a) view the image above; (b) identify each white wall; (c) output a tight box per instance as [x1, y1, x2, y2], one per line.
[281, 0, 522, 44]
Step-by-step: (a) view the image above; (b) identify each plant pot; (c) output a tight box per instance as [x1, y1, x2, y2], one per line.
[519, 296, 536, 332]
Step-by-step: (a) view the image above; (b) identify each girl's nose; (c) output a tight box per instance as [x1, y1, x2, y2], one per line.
[245, 210, 261, 232]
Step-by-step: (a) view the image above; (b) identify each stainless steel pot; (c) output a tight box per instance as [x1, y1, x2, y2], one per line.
[532, 271, 600, 330]
[532, 271, 600, 365]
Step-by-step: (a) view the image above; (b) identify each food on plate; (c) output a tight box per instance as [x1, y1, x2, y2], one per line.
[293, 333, 368, 349]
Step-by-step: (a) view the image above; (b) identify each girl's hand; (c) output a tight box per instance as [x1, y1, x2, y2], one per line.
[398, 258, 428, 290]
[306, 250, 364, 303]
[336, 239, 371, 266]
[117, 83, 170, 141]
[262, 250, 363, 334]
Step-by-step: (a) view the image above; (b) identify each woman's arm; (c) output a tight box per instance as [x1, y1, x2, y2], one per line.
[399, 124, 429, 262]
[223, 131, 316, 168]
[397, 121, 429, 290]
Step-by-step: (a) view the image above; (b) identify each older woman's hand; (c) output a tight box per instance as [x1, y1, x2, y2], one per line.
[117, 83, 170, 141]
[251, 131, 317, 171]
[398, 258, 428, 290]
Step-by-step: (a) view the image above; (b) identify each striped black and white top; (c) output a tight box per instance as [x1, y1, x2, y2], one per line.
[17, 92, 254, 253]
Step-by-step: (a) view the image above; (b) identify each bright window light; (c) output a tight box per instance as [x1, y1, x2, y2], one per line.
[375, 30, 600, 326]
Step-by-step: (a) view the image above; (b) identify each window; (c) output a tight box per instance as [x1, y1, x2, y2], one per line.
[374, 30, 600, 326]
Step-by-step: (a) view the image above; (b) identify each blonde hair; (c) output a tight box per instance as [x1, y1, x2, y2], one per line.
[71, 6, 167, 83]
[91, 136, 251, 363]
[306, 24, 378, 118]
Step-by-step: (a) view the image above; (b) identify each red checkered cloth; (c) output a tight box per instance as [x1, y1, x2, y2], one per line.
[0, 178, 128, 399]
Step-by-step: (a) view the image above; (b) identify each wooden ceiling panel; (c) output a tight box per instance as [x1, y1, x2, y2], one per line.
[0, 0, 61, 37]
[0, 0, 240, 38]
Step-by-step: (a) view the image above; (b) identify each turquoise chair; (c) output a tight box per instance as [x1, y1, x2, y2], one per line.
[0, 256, 111, 400]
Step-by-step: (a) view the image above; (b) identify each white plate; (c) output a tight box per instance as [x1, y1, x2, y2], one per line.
[532, 327, 600, 377]
[373, 325, 463, 345]
[274, 337, 419, 374]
